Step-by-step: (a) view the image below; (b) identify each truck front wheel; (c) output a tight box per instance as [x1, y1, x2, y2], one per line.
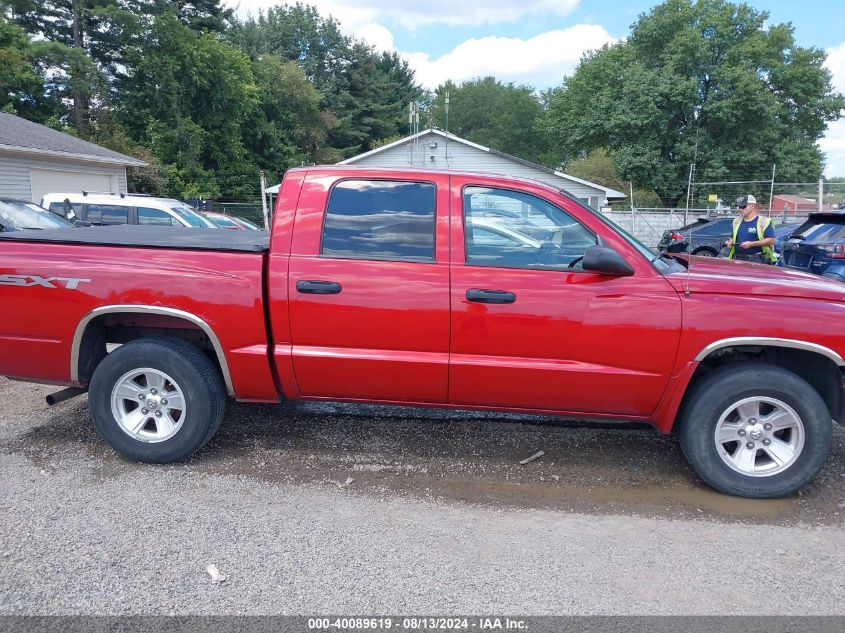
[88, 337, 226, 463]
[678, 363, 832, 498]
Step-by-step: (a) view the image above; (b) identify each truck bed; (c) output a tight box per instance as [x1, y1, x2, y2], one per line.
[0, 225, 269, 252]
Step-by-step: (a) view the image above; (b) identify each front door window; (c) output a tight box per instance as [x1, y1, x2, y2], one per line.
[463, 187, 596, 270]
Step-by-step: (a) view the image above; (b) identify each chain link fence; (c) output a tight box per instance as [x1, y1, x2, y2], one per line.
[603, 175, 845, 250]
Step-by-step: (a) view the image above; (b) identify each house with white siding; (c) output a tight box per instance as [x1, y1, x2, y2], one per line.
[0, 112, 146, 204]
[337, 128, 626, 208]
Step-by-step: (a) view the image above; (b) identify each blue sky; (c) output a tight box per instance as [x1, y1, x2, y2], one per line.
[392, 1, 845, 59]
[231, 1, 845, 175]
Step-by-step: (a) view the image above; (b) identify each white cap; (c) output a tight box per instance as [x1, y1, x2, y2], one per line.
[746, 194, 757, 204]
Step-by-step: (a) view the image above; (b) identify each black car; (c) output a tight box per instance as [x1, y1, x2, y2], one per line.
[0, 198, 76, 231]
[657, 217, 734, 257]
[780, 212, 845, 282]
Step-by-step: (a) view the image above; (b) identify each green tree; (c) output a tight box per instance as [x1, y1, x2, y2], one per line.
[5, 0, 143, 133]
[245, 54, 328, 172]
[542, 0, 845, 206]
[230, 3, 350, 89]
[0, 15, 52, 120]
[563, 149, 662, 208]
[152, 0, 232, 33]
[231, 3, 422, 158]
[429, 77, 549, 164]
[329, 44, 422, 156]
[117, 10, 258, 198]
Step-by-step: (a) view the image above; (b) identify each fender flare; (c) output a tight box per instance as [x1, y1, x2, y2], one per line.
[70, 304, 235, 396]
[693, 337, 845, 366]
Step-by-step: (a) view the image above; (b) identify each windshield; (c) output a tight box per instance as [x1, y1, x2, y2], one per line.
[0, 201, 75, 230]
[170, 205, 216, 228]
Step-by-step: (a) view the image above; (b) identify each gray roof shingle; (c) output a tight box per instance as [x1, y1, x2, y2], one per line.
[0, 112, 147, 166]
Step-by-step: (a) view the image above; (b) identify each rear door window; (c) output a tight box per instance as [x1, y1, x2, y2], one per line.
[85, 204, 128, 226]
[694, 219, 732, 235]
[321, 180, 436, 262]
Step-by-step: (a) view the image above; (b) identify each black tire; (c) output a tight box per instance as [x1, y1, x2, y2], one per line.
[678, 363, 832, 498]
[691, 247, 717, 257]
[88, 337, 226, 463]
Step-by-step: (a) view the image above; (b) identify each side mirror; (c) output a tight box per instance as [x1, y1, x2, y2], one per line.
[73, 220, 93, 227]
[582, 244, 635, 276]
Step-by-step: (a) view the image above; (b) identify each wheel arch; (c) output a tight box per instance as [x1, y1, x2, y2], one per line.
[685, 337, 844, 427]
[693, 337, 845, 367]
[71, 305, 235, 396]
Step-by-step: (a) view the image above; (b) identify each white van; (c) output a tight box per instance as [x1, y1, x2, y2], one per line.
[40, 192, 217, 229]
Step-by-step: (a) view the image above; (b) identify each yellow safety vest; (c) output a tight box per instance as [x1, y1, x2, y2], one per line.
[729, 216, 776, 263]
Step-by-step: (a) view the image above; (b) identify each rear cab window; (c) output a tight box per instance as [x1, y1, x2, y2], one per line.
[321, 180, 436, 262]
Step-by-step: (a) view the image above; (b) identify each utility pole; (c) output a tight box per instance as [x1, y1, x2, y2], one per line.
[408, 102, 414, 165]
[768, 164, 776, 216]
[819, 177, 824, 212]
[259, 170, 269, 230]
[444, 92, 450, 166]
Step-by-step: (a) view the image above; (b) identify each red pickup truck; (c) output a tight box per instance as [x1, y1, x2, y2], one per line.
[1, 167, 844, 498]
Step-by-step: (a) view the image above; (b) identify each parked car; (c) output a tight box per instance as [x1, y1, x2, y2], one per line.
[657, 216, 734, 257]
[0, 198, 77, 231]
[0, 196, 53, 215]
[781, 212, 845, 283]
[2, 166, 845, 499]
[41, 192, 217, 229]
[204, 211, 262, 231]
[774, 222, 802, 254]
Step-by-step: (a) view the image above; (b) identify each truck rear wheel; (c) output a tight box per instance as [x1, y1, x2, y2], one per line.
[88, 337, 226, 463]
[678, 363, 832, 498]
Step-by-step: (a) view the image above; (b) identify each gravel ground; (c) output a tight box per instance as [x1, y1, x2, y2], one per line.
[1, 376, 844, 615]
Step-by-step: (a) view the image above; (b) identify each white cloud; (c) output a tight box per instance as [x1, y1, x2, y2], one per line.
[402, 25, 616, 89]
[230, 1, 580, 30]
[355, 23, 394, 52]
[822, 42, 845, 177]
[229, 1, 613, 88]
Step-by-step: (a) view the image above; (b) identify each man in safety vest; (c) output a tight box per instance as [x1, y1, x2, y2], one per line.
[725, 194, 777, 264]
